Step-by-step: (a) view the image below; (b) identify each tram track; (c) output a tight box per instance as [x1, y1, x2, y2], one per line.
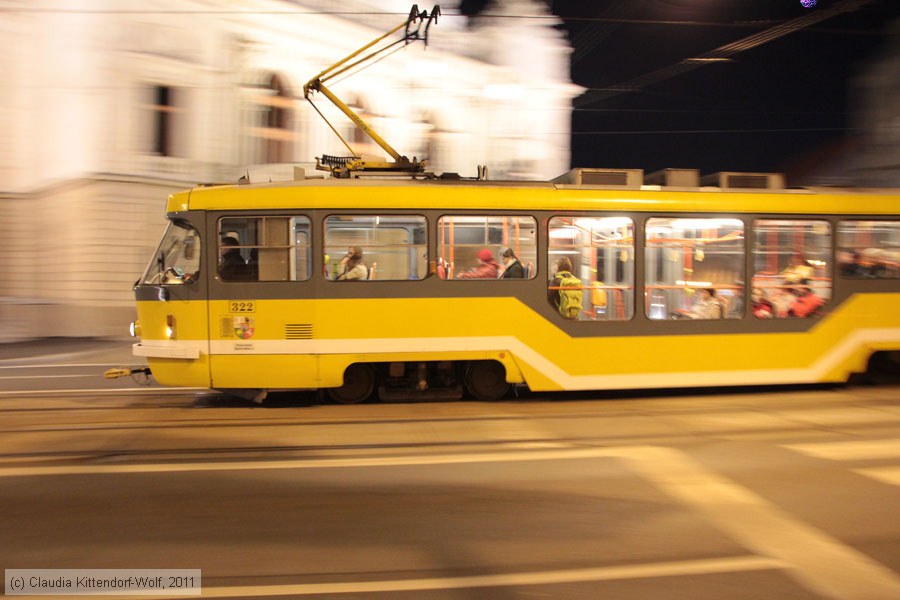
[1, 385, 898, 467]
[0, 382, 895, 418]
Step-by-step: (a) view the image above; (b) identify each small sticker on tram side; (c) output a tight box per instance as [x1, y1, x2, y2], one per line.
[233, 316, 255, 340]
[229, 300, 256, 313]
[234, 342, 255, 351]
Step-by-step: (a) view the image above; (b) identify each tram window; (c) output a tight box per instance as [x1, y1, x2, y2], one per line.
[142, 221, 200, 285]
[217, 216, 311, 282]
[324, 215, 426, 280]
[645, 218, 744, 320]
[437, 216, 537, 280]
[549, 216, 634, 320]
[752, 220, 831, 318]
[837, 220, 900, 279]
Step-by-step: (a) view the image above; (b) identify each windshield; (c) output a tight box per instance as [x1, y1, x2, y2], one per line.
[141, 220, 201, 285]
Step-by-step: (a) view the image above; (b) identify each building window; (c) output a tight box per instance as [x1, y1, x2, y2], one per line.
[324, 215, 427, 281]
[437, 216, 537, 280]
[246, 74, 294, 164]
[150, 85, 178, 156]
[549, 216, 634, 320]
[752, 220, 831, 318]
[645, 218, 745, 320]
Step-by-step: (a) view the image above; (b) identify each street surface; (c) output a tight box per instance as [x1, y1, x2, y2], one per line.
[1, 339, 899, 599]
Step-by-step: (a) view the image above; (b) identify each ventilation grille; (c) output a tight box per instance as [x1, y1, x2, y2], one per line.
[552, 168, 643, 188]
[584, 171, 627, 185]
[285, 324, 313, 339]
[700, 172, 785, 189]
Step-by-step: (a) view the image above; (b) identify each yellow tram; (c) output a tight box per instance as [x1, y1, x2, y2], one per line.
[125, 169, 900, 403]
[117, 5, 900, 402]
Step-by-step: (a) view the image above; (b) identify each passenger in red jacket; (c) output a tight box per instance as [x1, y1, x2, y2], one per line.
[788, 286, 824, 318]
[457, 249, 499, 279]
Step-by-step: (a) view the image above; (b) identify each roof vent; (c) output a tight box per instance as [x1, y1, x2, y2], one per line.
[700, 172, 784, 189]
[644, 168, 699, 187]
[552, 168, 643, 188]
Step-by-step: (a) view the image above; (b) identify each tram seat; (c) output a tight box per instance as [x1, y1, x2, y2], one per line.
[368, 262, 377, 280]
[525, 262, 534, 278]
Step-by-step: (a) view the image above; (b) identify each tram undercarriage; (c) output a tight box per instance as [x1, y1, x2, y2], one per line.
[327, 359, 510, 404]
[183, 359, 512, 405]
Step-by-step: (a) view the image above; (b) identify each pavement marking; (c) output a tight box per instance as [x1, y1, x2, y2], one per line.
[3, 445, 899, 599]
[0, 374, 99, 380]
[0, 363, 132, 369]
[0, 447, 623, 477]
[0, 387, 205, 397]
[175, 556, 784, 598]
[783, 439, 900, 461]
[623, 446, 900, 600]
[854, 466, 900, 487]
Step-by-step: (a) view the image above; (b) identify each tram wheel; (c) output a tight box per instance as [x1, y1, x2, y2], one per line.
[465, 361, 510, 401]
[327, 363, 376, 404]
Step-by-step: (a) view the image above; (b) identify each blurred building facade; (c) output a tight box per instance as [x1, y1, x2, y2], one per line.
[0, 0, 579, 341]
[849, 17, 900, 187]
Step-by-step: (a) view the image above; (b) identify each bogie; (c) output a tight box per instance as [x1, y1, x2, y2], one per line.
[327, 363, 377, 404]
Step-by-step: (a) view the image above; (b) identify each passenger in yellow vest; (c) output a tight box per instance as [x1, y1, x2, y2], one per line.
[548, 257, 583, 319]
[781, 253, 814, 285]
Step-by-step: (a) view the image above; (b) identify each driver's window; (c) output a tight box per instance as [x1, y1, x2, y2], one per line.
[141, 221, 201, 285]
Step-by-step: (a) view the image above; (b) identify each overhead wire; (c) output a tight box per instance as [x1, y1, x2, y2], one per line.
[574, 0, 877, 107]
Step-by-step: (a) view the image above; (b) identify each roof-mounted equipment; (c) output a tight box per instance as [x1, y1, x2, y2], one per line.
[700, 172, 785, 189]
[303, 4, 441, 177]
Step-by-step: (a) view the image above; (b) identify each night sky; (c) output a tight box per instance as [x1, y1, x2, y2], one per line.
[459, 0, 900, 181]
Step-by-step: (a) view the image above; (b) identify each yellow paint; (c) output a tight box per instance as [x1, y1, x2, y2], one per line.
[135, 300, 209, 387]
[131, 293, 900, 391]
[170, 182, 900, 216]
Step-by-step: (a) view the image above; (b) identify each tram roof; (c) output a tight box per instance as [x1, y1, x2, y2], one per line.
[169, 177, 900, 216]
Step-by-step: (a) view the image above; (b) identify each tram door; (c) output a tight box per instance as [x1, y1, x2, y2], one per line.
[208, 215, 316, 390]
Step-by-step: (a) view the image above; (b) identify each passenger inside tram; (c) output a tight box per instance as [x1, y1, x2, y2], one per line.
[781, 253, 814, 285]
[686, 288, 724, 319]
[499, 248, 525, 279]
[457, 249, 500, 279]
[787, 285, 824, 318]
[219, 237, 247, 280]
[336, 246, 369, 280]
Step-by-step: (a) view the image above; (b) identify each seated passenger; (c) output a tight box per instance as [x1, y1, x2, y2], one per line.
[219, 237, 246, 280]
[435, 257, 448, 279]
[687, 288, 723, 319]
[457, 249, 499, 279]
[337, 246, 368, 280]
[751, 287, 775, 319]
[788, 286, 824, 318]
[781, 253, 814, 286]
[500, 248, 526, 279]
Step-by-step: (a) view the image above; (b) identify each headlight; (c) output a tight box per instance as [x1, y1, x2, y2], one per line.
[130, 320, 141, 337]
